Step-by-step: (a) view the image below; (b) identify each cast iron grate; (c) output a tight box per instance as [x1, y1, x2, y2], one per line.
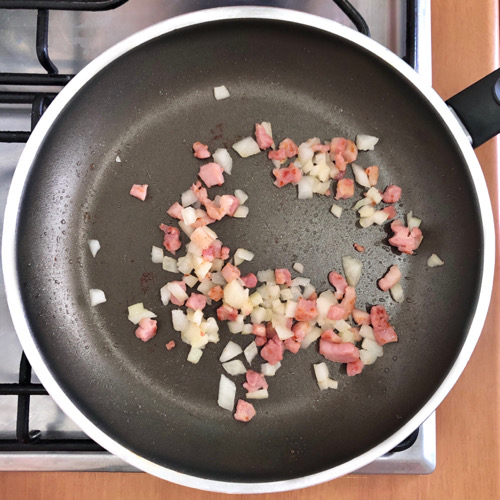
[0, 0, 419, 455]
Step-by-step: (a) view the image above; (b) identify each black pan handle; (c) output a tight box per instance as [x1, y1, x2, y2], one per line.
[446, 68, 500, 148]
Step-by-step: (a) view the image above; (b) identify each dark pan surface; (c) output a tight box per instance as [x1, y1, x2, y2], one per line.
[15, 20, 482, 481]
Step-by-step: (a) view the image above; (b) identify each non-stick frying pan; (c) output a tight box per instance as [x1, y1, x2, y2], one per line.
[2, 7, 498, 494]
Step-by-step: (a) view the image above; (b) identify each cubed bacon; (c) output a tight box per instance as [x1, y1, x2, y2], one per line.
[352, 308, 371, 325]
[335, 178, 355, 200]
[378, 265, 401, 291]
[272, 164, 302, 188]
[365, 166, 379, 186]
[205, 195, 239, 220]
[221, 246, 230, 260]
[186, 293, 207, 311]
[208, 285, 224, 302]
[167, 201, 183, 219]
[255, 336, 267, 347]
[328, 271, 347, 299]
[330, 137, 347, 156]
[347, 359, 364, 376]
[268, 148, 286, 161]
[190, 181, 209, 204]
[234, 399, 256, 422]
[202, 240, 223, 262]
[330, 137, 358, 164]
[166, 340, 176, 350]
[327, 305, 345, 321]
[370, 305, 398, 345]
[333, 152, 347, 173]
[327, 286, 356, 321]
[222, 262, 241, 283]
[169, 281, 187, 306]
[198, 162, 225, 188]
[190, 227, 215, 250]
[312, 143, 330, 153]
[135, 318, 157, 342]
[382, 185, 402, 203]
[191, 211, 216, 228]
[388, 220, 423, 255]
[252, 323, 266, 337]
[291, 321, 310, 343]
[354, 243, 365, 252]
[241, 273, 258, 288]
[130, 184, 148, 201]
[320, 340, 359, 363]
[320, 329, 342, 343]
[284, 338, 301, 354]
[260, 334, 284, 365]
[243, 370, 268, 392]
[275, 268, 292, 287]
[382, 205, 397, 220]
[279, 138, 299, 158]
[343, 140, 358, 163]
[159, 224, 182, 255]
[217, 304, 239, 321]
[193, 141, 211, 159]
[294, 297, 318, 321]
[255, 123, 273, 150]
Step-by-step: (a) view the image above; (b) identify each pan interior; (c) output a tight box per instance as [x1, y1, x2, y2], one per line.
[15, 19, 482, 482]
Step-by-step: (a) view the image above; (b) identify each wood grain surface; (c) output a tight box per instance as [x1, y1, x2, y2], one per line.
[1, 1, 498, 499]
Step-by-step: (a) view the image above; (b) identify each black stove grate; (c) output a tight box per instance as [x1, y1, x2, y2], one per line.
[0, 0, 419, 456]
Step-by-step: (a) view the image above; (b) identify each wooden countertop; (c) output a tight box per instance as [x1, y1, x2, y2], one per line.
[1, 1, 498, 499]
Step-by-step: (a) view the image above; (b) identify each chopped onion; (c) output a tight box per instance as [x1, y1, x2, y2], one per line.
[339, 329, 355, 343]
[356, 134, 379, 151]
[191, 309, 203, 325]
[160, 284, 171, 305]
[183, 274, 198, 288]
[181, 189, 198, 207]
[318, 378, 338, 391]
[232, 205, 249, 219]
[372, 210, 389, 225]
[352, 163, 371, 188]
[211, 258, 224, 272]
[187, 347, 204, 364]
[280, 288, 293, 301]
[242, 323, 253, 334]
[213, 148, 233, 174]
[285, 300, 297, 318]
[352, 197, 372, 211]
[362, 337, 384, 357]
[291, 276, 310, 288]
[427, 254, 444, 267]
[359, 350, 377, 365]
[359, 216, 375, 228]
[358, 205, 376, 217]
[213, 85, 230, 100]
[127, 302, 156, 324]
[217, 374, 236, 411]
[300, 326, 322, 349]
[407, 211, 422, 231]
[331, 204, 342, 218]
[261, 121, 273, 141]
[297, 175, 315, 200]
[332, 319, 351, 332]
[293, 262, 304, 274]
[273, 322, 294, 340]
[250, 306, 267, 324]
[302, 283, 316, 299]
[272, 299, 286, 315]
[359, 324, 376, 340]
[89, 288, 106, 307]
[261, 362, 281, 376]
[115, 155, 121, 163]
[314, 362, 329, 382]
[316, 290, 338, 318]
[228, 316, 244, 333]
[167, 282, 189, 302]
[178, 220, 194, 237]
[232, 137, 260, 158]
[246, 389, 269, 399]
[390, 282, 404, 303]
[210, 272, 226, 286]
[222, 359, 247, 376]
[88, 239, 100, 258]
[151, 245, 164, 264]
[197, 279, 216, 295]
[244, 341, 258, 364]
[219, 340, 243, 362]
[342, 255, 363, 287]
[181, 207, 197, 226]
[162, 256, 178, 273]
[257, 269, 275, 284]
[224, 280, 249, 309]
[366, 187, 383, 205]
[171, 309, 188, 331]
[298, 144, 314, 165]
[234, 248, 255, 266]
[194, 261, 212, 281]
[249, 292, 263, 306]
[234, 189, 248, 204]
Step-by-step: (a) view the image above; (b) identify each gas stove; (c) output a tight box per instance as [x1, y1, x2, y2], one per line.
[0, 0, 435, 475]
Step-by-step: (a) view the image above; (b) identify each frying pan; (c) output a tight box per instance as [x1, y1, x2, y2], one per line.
[2, 7, 498, 493]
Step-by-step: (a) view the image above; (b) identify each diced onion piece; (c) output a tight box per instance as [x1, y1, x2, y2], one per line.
[261, 362, 281, 376]
[297, 175, 315, 200]
[191, 309, 203, 326]
[115, 155, 121, 163]
[232, 137, 260, 158]
[274, 323, 294, 340]
[366, 187, 383, 205]
[210, 271, 226, 286]
[372, 210, 389, 225]
[88, 239, 100, 258]
[272, 299, 286, 315]
[408, 215, 422, 231]
[171, 309, 188, 331]
[217, 374, 236, 411]
[181, 189, 198, 207]
[339, 329, 355, 343]
[234, 189, 248, 204]
[362, 338, 384, 357]
[222, 359, 247, 376]
[249, 292, 263, 306]
[352, 197, 372, 211]
[197, 279, 216, 295]
[244, 341, 258, 365]
[250, 306, 267, 324]
[246, 389, 269, 399]
[291, 276, 310, 288]
[359, 349, 378, 365]
[224, 280, 249, 309]
[293, 262, 304, 274]
[352, 163, 371, 188]
[181, 207, 197, 226]
[358, 205, 376, 217]
[314, 362, 329, 383]
[280, 288, 293, 301]
[332, 320, 351, 332]
[167, 282, 189, 302]
[331, 204, 342, 218]
[160, 284, 171, 305]
[89, 289, 106, 307]
[151, 245, 164, 264]
[187, 347, 203, 364]
[318, 378, 338, 390]
[359, 216, 374, 228]
[359, 324, 376, 340]
[257, 269, 275, 284]
[342, 255, 363, 287]
[213, 148, 233, 174]
[298, 144, 314, 165]
[317, 290, 338, 318]
[242, 323, 253, 334]
[356, 134, 379, 151]
[219, 340, 243, 362]
[428, 253, 445, 267]
[390, 282, 404, 303]
[261, 121, 273, 140]
[300, 326, 322, 349]
[178, 220, 194, 237]
[127, 302, 156, 324]
[234, 248, 255, 266]
[213, 85, 230, 100]
[233, 206, 249, 218]
[183, 274, 198, 288]
[303, 283, 316, 299]
[285, 300, 298, 318]
[162, 255, 178, 273]
[228, 316, 244, 333]
[194, 261, 212, 281]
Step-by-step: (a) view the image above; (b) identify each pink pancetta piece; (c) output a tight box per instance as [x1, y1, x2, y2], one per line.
[291, 321, 310, 343]
[320, 329, 342, 343]
[272, 164, 302, 188]
[268, 148, 286, 161]
[343, 140, 358, 163]
[190, 226, 215, 250]
[234, 399, 256, 422]
[378, 265, 402, 291]
[365, 166, 379, 186]
[328, 286, 356, 321]
[217, 304, 239, 321]
[382, 205, 397, 220]
[328, 271, 347, 299]
[135, 318, 157, 342]
[382, 185, 402, 203]
[205, 195, 240, 220]
[208, 285, 224, 302]
[327, 305, 345, 321]
[347, 359, 364, 376]
[198, 162, 225, 188]
[191, 210, 216, 228]
[243, 370, 268, 392]
[221, 246, 230, 260]
[167, 201, 183, 219]
[279, 138, 299, 158]
[352, 308, 371, 325]
[388, 220, 423, 255]
[129, 184, 148, 201]
[260, 334, 284, 365]
[159, 224, 182, 255]
[335, 178, 355, 200]
[294, 297, 318, 322]
[255, 123, 273, 150]
[193, 141, 211, 159]
[166, 340, 176, 350]
[186, 293, 207, 311]
[354, 243, 365, 253]
[221, 262, 241, 283]
[241, 273, 258, 288]
[202, 240, 223, 262]
[319, 339, 360, 363]
[311, 143, 330, 153]
[169, 281, 187, 306]
[275, 268, 292, 287]
[370, 305, 398, 345]
[284, 337, 301, 354]
[330, 137, 358, 164]
[252, 323, 266, 337]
